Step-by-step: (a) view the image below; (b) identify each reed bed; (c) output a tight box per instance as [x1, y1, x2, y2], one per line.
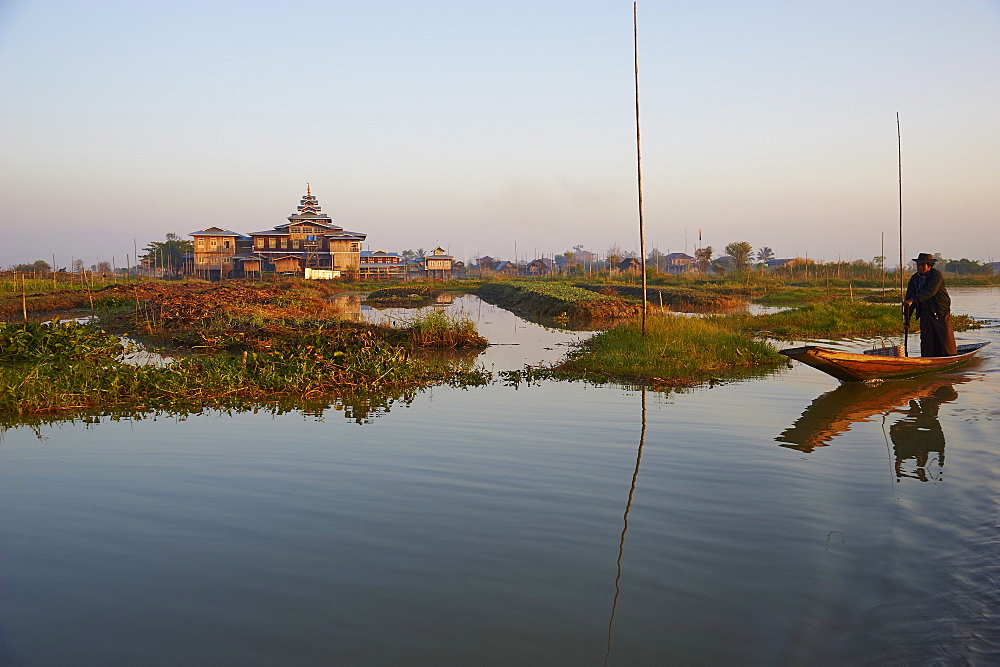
[365, 285, 442, 306]
[0, 337, 490, 416]
[573, 283, 745, 311]
[478, 281, 642, 320]
[552, 314, 784, 387]
[397, 311, 488, 348]
[723, 301, 981, 338]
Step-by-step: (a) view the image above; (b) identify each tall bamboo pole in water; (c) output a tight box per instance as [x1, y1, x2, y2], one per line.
[633, 2, 647, 334]
[897, 113, 908, 355]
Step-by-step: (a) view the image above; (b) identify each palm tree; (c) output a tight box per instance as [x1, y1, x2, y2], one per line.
[756, 247, 775, 264]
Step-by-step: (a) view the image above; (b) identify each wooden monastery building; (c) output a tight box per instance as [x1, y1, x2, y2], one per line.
[190, 186, 366, 279]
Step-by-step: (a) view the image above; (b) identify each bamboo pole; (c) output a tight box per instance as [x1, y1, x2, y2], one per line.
[897, 113, 908, 355]
[633, 2, 647, 334]
[20, 272, 28, 323]
[86, 271, 95, 317]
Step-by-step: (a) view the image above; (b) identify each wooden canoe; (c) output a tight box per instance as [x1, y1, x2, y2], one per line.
[780, 342, 990, 382]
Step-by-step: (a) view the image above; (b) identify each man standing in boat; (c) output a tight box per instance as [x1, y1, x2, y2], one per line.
[903, 253, 958, 357]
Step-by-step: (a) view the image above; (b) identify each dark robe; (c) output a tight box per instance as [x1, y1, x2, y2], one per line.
[905, 267, 957, 357]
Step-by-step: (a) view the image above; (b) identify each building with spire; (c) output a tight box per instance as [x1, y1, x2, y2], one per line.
[243, 185, 366, 276]
[189, 186, 365, 279]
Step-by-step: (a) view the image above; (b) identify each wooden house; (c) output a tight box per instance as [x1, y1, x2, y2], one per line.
[617, 257, 642, 273]
[360, 250, 405, 281]
[492, 260, 518, 277]
[423, 247, 454, 280]
[189, 227, 250, 280]
[524, 258, 551, 277]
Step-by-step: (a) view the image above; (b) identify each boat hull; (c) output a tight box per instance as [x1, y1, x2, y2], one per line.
[780, 342, 989, 382]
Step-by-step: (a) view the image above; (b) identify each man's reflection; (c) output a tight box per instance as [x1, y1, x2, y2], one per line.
[889, 384, 957, 482]
[777, 377, 966, 482]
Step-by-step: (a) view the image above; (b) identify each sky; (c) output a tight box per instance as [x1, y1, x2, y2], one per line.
[1, 0, 998, 269]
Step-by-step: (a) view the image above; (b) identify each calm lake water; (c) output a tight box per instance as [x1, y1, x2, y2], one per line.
[1, 288, 998, 664]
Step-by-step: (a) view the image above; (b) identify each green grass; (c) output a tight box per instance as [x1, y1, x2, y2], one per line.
[397, 310, 488, 348]
[551, 314, 784, 387]
[722, 301, 981, 338]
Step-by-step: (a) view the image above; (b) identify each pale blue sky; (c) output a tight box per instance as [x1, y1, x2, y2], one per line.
[1, 1, 998, 268]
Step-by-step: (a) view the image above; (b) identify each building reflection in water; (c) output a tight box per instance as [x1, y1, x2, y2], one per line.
[776, 376, 967, 482]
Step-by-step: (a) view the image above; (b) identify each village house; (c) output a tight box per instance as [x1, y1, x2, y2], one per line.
[617, 257, 642, 273]
[189, 228, 251, 280]
[491, 260, 519, 277]
[523, 257, 552, 277]
[663, 252, 694, 273]
[359, 250, 405, 281]
[423, 247, 455, 280]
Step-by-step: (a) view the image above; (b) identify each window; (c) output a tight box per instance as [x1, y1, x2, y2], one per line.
[281, 239, 288, 249]
[197, 239, 205, 247]
[269, 238, 277, 249]
[224, 240, 231, 249]
[255, 238, 263, 248]
[210, 239, 217, 248]
[292, 240, 300, 249]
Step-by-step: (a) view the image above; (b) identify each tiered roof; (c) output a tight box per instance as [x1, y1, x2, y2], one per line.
[248, 186, 366, 240]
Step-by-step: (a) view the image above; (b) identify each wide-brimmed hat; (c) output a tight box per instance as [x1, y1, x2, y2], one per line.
[912, 252, 936, 264]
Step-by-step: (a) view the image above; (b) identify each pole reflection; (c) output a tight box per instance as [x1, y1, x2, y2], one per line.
[776, 376, 968, 482]
[605, 388, 646, 665]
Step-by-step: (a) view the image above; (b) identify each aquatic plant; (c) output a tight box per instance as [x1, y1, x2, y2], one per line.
[478, 282, 641, 320]
[0, 321, 126, 361]
[552, 314, 784, 387]
[395, 310, 488, 348]
[365, 286, 442, 306]
[726, 301, 981, 338]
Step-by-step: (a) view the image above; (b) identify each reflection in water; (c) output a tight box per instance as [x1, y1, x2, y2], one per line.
[605, 388, 646, 665]
[1, 387, 422, 437]
[889, 385, 957, 482]
[776, 376, 968, 482]
[324, 293, 364, 322]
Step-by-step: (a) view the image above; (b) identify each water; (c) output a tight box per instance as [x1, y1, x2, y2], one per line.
[1, 288, 997, 664]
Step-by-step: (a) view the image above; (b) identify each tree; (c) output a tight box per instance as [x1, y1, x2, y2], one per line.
[647, 247, 665, 271]
[72, 259, 85, 272]
[414, 248, 426, 259]
[694, 246, 713, 272]
[10, 259, 51, 272]
[873, 256, 886, 270]
[944, 258, 990, 275]
[142, 233, 193, 273]
[756, 246, 775, 263]
[401, 249, 415, 262]
[725, 241, 753, 270]
[605, 244, 623, 272]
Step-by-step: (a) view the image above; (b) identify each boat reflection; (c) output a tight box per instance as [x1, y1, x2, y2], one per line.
[776, 376, 968, 482]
